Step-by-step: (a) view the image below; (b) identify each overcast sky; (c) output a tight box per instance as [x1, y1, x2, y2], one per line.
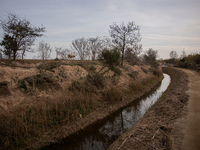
[0, 0, 200, 59]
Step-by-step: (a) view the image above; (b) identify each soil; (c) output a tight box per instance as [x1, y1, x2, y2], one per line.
[109, 67, 196, 150]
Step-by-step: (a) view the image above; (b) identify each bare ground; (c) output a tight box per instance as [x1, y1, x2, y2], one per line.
[178, 69, 200, 150]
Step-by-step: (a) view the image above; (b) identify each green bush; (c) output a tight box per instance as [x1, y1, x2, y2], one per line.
[98, 48, 121, 67]
[110, 66, 121, 75]
[86, 73, 105, 88]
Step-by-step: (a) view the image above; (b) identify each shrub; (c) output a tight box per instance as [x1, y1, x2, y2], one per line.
[98, 48, 121, 68]
[102, 86, 122, 103]
[86, 73, 105, 88]
[37, 61, 61, 71]
[128, 71, 139, 79]
[19, 73, 61, 91]
[68, 80, 82, 91]
[129, 81, 142, 91]
[0, 81, 10, 96]
[110, 66, 121, 75]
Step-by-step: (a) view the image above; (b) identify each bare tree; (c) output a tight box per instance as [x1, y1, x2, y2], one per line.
[169, 50, 178, 63]
[71, 37, 89, 60]
[109, 21, 141, 66]
[60, 48, 71, 60]
[87, 37, 102, 60]
[55, 47, 62, 59]
[180, 49, 187, 59]
[0, 13, 45, 60]
[100, 36, 113, 50]
[37, 41, 52, 60]
[21, 40, 34, 59]
[125, 44, 142, 64]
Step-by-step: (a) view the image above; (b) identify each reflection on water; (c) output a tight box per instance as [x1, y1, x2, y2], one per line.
[43, 74, 171, 150]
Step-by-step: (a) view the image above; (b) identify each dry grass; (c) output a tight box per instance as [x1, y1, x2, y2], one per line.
[0, 91, 97, 150]
[0, 81, 11, 96]
[102, 86, 123, 103]
[0, 59, 163, 149]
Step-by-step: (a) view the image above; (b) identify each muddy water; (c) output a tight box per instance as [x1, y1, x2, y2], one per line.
[43, 74, 170, 150]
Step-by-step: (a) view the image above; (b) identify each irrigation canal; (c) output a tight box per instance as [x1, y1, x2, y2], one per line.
[42, 73, 171, 150]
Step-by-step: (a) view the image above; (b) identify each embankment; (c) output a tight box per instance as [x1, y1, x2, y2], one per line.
[37, 73, 163, 150]
[109, 67, 189, 150]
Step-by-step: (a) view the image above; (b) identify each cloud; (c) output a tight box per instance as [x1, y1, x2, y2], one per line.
[0, 0, 199, 59]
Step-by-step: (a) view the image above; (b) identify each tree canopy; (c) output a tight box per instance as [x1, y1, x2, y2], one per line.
[109, 21, 142, 66]
[0, 13, 45, 59]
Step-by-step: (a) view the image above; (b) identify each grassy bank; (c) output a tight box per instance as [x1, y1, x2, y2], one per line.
[0, 60, 163, 150]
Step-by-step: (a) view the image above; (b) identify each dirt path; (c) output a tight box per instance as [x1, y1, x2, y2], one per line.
[180, 69, 200, 150]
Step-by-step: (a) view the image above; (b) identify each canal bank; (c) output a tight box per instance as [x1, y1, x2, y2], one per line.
[37, 69, 164, 150]
[109, 67, 189, 150]
[42, 74, 170, 150]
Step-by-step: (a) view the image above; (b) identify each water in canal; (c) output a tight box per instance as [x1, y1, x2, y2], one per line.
[43, 73, 171, 150]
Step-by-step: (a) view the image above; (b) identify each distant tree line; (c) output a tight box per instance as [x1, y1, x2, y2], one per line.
[0, 12, 160, 68]
[164, 50, 200, 71]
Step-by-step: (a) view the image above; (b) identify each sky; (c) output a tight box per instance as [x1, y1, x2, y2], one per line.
[0, 0, 200, 59]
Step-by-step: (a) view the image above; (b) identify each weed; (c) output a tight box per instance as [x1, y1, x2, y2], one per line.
[19, 73, 61, 92]
[89, 65, 96, 72]
[59, 69, 67, 78]
[149, 67, 162, 77]
[102, 86, 122, 103]
[128, 71, 139, 79]
[162, 93, 166, 99]
[129, 81, 142, 91]
[68, 81, 82, 91]
[20, 79, 28, 91]
[141, 67, 148, 74]
[86, 73, 105, 88]
[0, 81, 11, 96]
[111, 66, 121, 75]
[37, 61, 61, 71]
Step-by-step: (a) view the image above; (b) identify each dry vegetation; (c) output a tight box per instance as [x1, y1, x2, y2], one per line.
[109, 67, 189, 150]
[0, 59, 163, 150]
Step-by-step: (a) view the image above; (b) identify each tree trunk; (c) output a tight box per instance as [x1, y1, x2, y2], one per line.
[22, 49, 25, 59]
[121, 53, 124, 67]
[121, 46, 125, 67]
[13, 49, 17, 60]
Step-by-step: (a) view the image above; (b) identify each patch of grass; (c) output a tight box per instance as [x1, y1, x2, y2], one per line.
[149, 67, 162, 77]
[111, 66, 121, 75]
[128, 71, 139, 79]
[102, 86, 123, 103]
[162, 93, 166, 100]
[86, 73, 105, 89]
[89, 65, 96, 72]
[19, 79, 28, 91]
[129, 81, 142, 91]
[19, 73, 61, 92]
[0, 81, 11, 96]
[0, 92, 96, 149]
[37, 61, 62, 72]
[141, 67, 148, 74]
[68, 80, 82, 91]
